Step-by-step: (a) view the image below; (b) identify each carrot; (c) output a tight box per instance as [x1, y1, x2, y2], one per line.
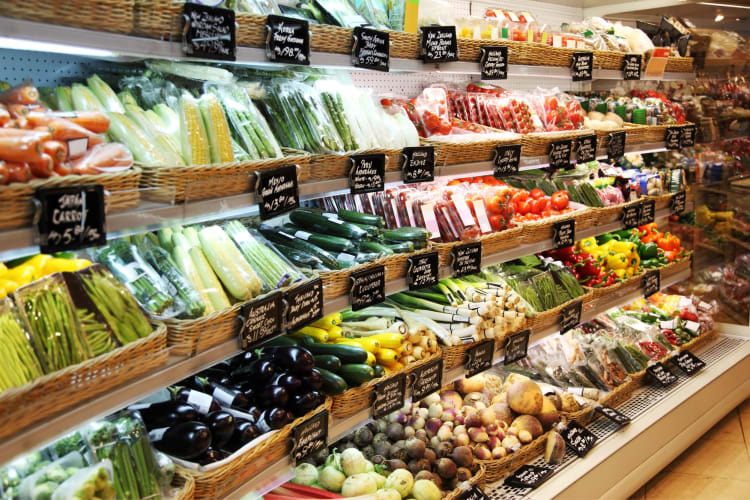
[26, 111, 54, 127]
[49, 118, 104, 147]
[0, 128, 52, 142]
[6, 163, 31, 183]
[0, 162, 8, 185]
[0, 135, 42, 163]
[0, 106, 9, 126]
[6, 104, 29, 119]
[72, 142, 132, 173]
[43, 140, 67, 164]
[54, 162, 72, 176]
[0, 86, 39, 106]
[29, 153, 54, 178]
[54, 111, 109, 134]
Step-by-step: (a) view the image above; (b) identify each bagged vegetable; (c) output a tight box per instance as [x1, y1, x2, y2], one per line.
[50, 461, 115, 500]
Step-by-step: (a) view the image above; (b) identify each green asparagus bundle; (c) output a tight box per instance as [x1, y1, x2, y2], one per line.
[213, 85, 282, 160]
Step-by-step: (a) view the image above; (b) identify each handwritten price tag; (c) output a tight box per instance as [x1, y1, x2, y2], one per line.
[352, 27, 389, 71]
[239, 292, 283, 350]
[421, 26, 458, 63]
[182, 3, 236, 61]
[256, 164, 299, 220]
[291, 410, 328, 464]
[36, 185, 106, 253]
[373, 373, 406, 418]
[266, 15, 310, 65]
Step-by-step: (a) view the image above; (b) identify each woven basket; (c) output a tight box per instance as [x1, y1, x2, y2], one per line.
[457, 38, 582, 68]
[165, 302, 244, 356]
[593, 49, 628, 70]
[441, 337, 505, 370]
[659, 256, 692, 281]
[181, 398, 331, 499]
[0, 169, 141, 231]
[0, 0, 134, 33]
[678, 327, 718, 353]
[522, 129, 592, 157]
[592, 198, 642, 225]
[307, 148, 402, 182]
[622, 123, 651, 145]
[527, 289, 595, 331]
[665, 57, 694, 73]
[595, 126, 627, 141]
[421, 124, 521, 166]
[647, 192, 676, 211]
[433, 226, 525, 267]
[330, 350, 442, 417]
[0, 322, 167, 442]
[480, 429, 551, 482]
[139, 149, 310, 203]
[444, 465, 487, 500]
[172, 473, 196, 500]
[519, 205, 594, 244]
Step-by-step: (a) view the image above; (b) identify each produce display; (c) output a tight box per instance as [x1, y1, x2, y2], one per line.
[580, 89, 687, 127]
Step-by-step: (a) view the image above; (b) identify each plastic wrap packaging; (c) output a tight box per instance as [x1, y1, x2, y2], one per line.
[67, 142, 134, 175]
[313, 0, 369, 27]
[235, 0, 281, 15]
[417, 0, 454, 27]
[350, 0, 390, 28]
[18, 451, 85, 500]
[0, 297, 45, 391]
[280, 81, 345, 153]
[50, 460, 115, 500]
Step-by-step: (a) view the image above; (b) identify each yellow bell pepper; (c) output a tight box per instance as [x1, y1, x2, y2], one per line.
[613, 268, 626, 278]
[611, 241, 635, 255]
[0, 263, 7, 277]
[4, 265, 36, 286]
[577, 237, 597, 251]
[606, 254, 628, 270]
[0, 279, 19, 298]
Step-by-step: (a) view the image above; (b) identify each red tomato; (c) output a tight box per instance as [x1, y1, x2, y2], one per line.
[545, 96, 558, 111]
[519, 200, 534, 215]
[511, 191, 529, 204]
[533, 198, 548, 214]
[550, 191, 569, 210]
[529, 188, 545, 200]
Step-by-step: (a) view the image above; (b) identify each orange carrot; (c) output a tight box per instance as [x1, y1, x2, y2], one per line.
[0, 106, 9, 126]
[6, 104, 29, 119]
[43, 140, 68, 164]
[0, 128, 52, 142]
[54, 162, 72, 176]
[72, 143, 132, 173]
[49, 119, 104, 147]
[52, 111, 109, 134]
[25, 111, 54, 127]
[6, 163, 31, 183]
[0, 135, 42, 163]
[29, 153, 54, 178]
[0, 162, 8, 185]
[0, 86, 39, 106]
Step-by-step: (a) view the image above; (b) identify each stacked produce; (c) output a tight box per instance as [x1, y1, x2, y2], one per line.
[260, 208, 430, 271]
[94, 220, 302, 319]
[0, 411, 171, 500]
[636, 223, 689, 264]
[0, 82, 133, 184]
[131, 343, 325, 465]
[575, 235, 641, 278]
[580, 89, 686, 127]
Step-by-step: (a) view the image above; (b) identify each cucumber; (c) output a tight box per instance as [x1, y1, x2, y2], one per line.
[272, 243, 323, 268]
[359, 241, 394, 256]
[259, 224, 340, 269]
[382, 227, 431, 242]
[290, 209, 367, 239]
[318, 368, 348, 394]
[372, 365, 385, 378]
[279, 225, 355, 253]
[385, 241, 415, 253]
[336, 209, 384, 228]
[339, 364, 376, 386]
[299, 336, 368, 364]
[314, 354, 342, 372]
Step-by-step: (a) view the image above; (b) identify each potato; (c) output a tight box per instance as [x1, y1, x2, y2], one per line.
[507, 380, 543, 415]
[537, 397, 560, 430]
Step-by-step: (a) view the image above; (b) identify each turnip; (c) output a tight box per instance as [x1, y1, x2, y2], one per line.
[341, 473, 378, 497]
[384, 469, 414, 498]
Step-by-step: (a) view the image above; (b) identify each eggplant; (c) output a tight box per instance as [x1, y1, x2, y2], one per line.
[243, 406, 262, 423]
[207, 411, 235, 449]
[205, 379, 251, 410]
[230, 358, 275, 383]
[257, 407, 292, 432]
[290, 391, 321, 416]
[222, 419, 261, 453]
[271, 373, 302, 393]
[197, 447, 226, 465]
[257, 385, 288, 408]
[150, 421, 211, 460]
[301, 368, 323, 391]
[174, 388, 221, 415]
[129, 401, 198, 430]
[198, 367, 230, 380]
[262, 346, 314, 376]
[230, 351, 255, 368]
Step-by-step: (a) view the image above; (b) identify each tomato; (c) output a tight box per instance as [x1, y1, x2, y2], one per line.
[542, 209, 552, 218]
[529, 188, 545, 200]
[544, 96, 558, 111]
[511, 191, 529, 204]
[527, 214, 541, 221]
[437, 120, 452, 135]
[550, 191, 569, 210]
[533, 198, 549, 214]
[519, 200, 534, 215]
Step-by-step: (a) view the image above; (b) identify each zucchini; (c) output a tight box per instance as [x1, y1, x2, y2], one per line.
[339, 364, 376, 386]
[385, 241, 415, 253]
[273, 243, 323, 268]
[314, 354, 342, 372]
[279, 225, 355, 253]
[382, 227, 431, 242]
[335, 209, 384, 228]
[260, 336, 298, 348]
[359, 241, 394, 256]
[372, 365, 385, 378]
[290, 209, 367, 239]
[318, 368, 348, 394]
[299, 336, 368, 363]
[349, 222, 381, 237]
[259, 224, 340, 270]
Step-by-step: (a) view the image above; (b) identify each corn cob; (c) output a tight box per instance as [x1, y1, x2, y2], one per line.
[179, 93, 210, 165]
[199, 93, 234, 163]
[71, 83, 105, 112]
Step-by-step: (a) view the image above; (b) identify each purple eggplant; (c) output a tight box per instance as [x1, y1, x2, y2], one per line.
[174, 388, 220, 415]
[197, 447, 227, 465]
[129, 400, 198, 430]
[262, 346, 314, 376]
[301, 369, 323, 391]
[271, 373, 302, 393]
[257, 407, 292, 432]
[150, 421, 211, 460]
[257, 385, 288, 408]
[207, 411, 235, 449]
[222, 419, 261, 453]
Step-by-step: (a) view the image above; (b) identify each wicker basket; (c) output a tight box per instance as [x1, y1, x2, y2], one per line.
[678, 327, 718, 353]
[172, 473, 196, 500]
[139, 150, 310, 203]
[421, 124, 522, 166]
[480, 429, 551, 482]
[457, 38, 582, 68]
[180, 398, 331, 499]
[0, 169, 141, 231]
[0, 0, 134, 33]
[307, 148, 401, 182]
[593, 49, 628, 70]
[519, 205, 594, 244]
[527, 289, 595, 332]
[433, 226, 525, 267]
[660, 256, 692, 281]
[444, 465, 487, 500]
[330, 350, 442, 417]
[441, 337, 506, 370]
[592, 199, 642, 225]
[665, 57, 694, 73]
[522, 129, 592, 157]
[647, 192, 676, 211]
[0, 322, 167, 441]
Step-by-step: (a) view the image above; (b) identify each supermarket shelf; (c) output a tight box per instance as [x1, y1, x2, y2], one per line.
[0, 17, 695, 81]
[729, 236, 750, 251]
[225, 457, 294, 500]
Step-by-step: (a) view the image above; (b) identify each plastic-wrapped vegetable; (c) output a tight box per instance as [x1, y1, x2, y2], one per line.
[18, 451, 84, 500]
[350, 0, 390, 28]
[50, 461, 115, 500]
[0, 298, 44, 391]
[212, 85, 282, 159]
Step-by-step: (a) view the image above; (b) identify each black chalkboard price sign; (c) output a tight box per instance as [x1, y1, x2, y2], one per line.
[36, 185, 106, 254]
[410, 357, 443, 401]
[642, 270, 660, 298]
[665, 126, 681, 150]
[571, 52, 593, 81]
[504, 329, 530, 365]
[256, 164, 299, 220]
[670, 191, 687, 214]
[401, 146, 435, 183]
[622, 54, 642, 80]
[548, 140, 572, 171]
[291, 409, 328, 464]
[285, 278, 323, 331]
[493, 144, 522, 177]
[504, 465, 554, 489]
[465, 339, 495, 377]
[352, 27, 389, 72]
[373, 372, 406, 419]
[420, 26, 459, 63]
[452, 242, 482, 278]
[576, 134, 597, 164]
[407, 251, 439, 290]
[456, 485, 490, 500]
[182, 3, 236, 61]
[647, 362, 678, 387]
[607, 130, 626, 163]
[350, 153, 386, 194]
[639, 199, 656, 226]
[266, 15, 310, 65]
[560, 299, 582, 334]
[239, 292, 283, 350]
[553, 219, 575, 249]
[680, 124, 697, 147]
[673, 350, 705, 376]
[561, 421, 598, 457]
[595, 405, 631, 426]
[621, 203, 640, 229]
[349, 266, 386, 311]
[479, 46, 508, 80]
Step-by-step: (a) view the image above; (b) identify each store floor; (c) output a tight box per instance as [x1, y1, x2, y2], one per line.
[628, 397, 750, 499]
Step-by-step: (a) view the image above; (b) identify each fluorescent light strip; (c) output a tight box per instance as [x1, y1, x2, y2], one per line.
[698, 2, 750, 9]
[0, 37, 116, 58]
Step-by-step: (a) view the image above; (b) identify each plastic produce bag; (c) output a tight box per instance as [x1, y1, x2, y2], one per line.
[235, 0, 281, 15]
[18, 451, 84, 500]
[350, 0, 390, 28]
[51, 461, 115, 500]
